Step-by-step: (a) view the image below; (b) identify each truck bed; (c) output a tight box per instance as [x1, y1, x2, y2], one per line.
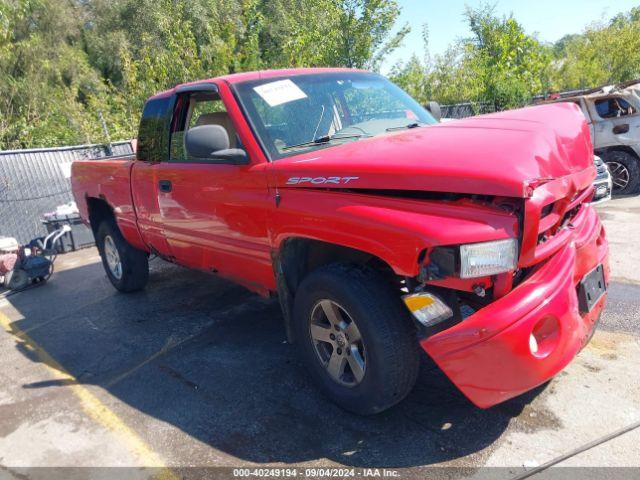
[71, 156, 142, 248]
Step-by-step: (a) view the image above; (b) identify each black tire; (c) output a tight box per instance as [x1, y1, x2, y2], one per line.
[292, 264, 420, 415]
[602, 150, 640, 196]
[96, 218, 149, 292]
[5, 268, 29, 290]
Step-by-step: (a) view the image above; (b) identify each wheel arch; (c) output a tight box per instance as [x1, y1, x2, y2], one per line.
[595, 145, 640, 161]
[273, 237, 401, 343]
[86, 196, 115, 235]
[85, 195, 148, 251]
[596, 146, 640, 194]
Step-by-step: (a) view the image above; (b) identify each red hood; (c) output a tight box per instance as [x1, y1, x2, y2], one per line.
[270, 103, 595, 198]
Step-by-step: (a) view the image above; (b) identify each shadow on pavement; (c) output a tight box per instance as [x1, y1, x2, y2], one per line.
[4, 257, 545, 468]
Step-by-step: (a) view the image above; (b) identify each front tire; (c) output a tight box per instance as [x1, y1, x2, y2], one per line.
[96, 219, 149, 292]
[602, 150, 640, 195]
[293, 264, 420, 415]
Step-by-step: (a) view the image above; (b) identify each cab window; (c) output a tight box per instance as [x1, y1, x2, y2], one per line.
[595, 97, 636, 119]
[170, 92, 240, 162]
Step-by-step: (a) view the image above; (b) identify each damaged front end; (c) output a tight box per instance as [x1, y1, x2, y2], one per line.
[401, 194, 526, 334]
[405, 174, 609, 408]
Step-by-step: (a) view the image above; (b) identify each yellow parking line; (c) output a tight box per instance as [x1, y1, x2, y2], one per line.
[0, 311, 178, 479]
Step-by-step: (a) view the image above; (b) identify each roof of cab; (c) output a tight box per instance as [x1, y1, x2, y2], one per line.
[148, 67, 367, 101]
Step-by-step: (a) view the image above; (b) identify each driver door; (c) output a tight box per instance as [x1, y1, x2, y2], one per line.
[156, 86, 273, 291]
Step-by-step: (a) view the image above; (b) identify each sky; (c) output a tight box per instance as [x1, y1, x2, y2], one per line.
[382, 0, 639, 72]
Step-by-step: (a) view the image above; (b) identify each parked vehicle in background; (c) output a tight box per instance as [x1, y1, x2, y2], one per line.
[543, 80, 640, 196]
[72, 69, 609, 415]
[592, 155, 612, 204]
[429, 104, 612, 203]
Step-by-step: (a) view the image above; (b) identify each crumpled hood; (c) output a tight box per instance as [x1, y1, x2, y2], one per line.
[270, 103, 595, 198]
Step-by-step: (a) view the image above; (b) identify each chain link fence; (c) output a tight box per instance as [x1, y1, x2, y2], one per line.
[0, 141, 134, 243]
[440, 102, 498, 119]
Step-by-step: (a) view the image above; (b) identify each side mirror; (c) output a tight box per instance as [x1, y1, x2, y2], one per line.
[425, 101, 442, 122]
[185, 124, 249, 164]
[210, 148, 249, 165]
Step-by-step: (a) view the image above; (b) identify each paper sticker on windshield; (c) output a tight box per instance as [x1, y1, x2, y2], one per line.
[253, 79, 307, 107]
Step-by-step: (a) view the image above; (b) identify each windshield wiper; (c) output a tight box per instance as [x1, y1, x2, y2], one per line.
[281, 133, 371, 151]
[385, 122, 428, 132]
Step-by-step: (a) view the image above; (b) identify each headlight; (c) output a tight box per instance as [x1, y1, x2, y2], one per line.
[460, 239, 518, 279]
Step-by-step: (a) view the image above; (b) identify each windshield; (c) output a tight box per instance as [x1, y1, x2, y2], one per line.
[233, 72, 437, 160]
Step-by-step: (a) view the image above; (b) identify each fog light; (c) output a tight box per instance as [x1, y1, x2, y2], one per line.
[530, 316, 560, 359]
[403, 293, 453, 327]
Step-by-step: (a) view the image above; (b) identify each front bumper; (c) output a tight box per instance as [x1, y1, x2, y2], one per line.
[421, 205, 609, 408]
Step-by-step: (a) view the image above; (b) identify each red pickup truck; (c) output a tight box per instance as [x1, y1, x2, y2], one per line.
[72, 68, 609, 415]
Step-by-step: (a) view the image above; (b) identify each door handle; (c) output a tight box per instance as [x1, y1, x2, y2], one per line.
[613, 124, 629, 135]
[159, 180, 172, 192]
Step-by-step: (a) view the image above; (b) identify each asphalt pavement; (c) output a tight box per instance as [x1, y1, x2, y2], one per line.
[0, 196, 638, 479]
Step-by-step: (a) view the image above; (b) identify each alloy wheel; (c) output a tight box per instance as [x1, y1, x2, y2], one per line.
[103, 235, 123, 280]
[607, 161, 630, 192]
[309, 299, 366, 387]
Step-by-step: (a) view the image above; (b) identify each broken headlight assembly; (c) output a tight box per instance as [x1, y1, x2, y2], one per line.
[460, 239, 518, 278]
[410, 239, 518, 329]
[424, 238, 518, 281]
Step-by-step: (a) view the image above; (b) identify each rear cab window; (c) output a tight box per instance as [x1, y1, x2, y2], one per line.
[137, 95, 175, 162]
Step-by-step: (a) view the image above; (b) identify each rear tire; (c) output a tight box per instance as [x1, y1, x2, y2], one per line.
[96, 219, 149, 292]
[292, 264, 420, 415]
[602, 150, 640, 195]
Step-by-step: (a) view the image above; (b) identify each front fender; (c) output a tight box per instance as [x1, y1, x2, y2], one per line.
[270, 189, 518, 277]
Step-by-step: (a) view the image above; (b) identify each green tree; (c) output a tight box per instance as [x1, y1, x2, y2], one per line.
[388, 25, 431, 103]
[555, 9, 640, 89]
[392, 4, 552, 109]
[390, 54, 429, 102]
[460, 4, 553, 108]
[254, 0, 408, 69]
[0, 0, 112, 148]
[1, 0, 408, 148]
[336, 0, 409, 69]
